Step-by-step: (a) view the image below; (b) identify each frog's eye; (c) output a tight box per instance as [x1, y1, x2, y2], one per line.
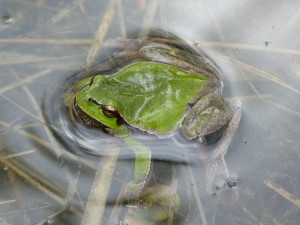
[102, 105, 118, 118]
[88, 98, 119, 118]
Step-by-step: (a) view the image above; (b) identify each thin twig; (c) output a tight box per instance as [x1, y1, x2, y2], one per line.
[9, 0, 64, 11]
[0, 200, 16, 205]
[80, 143, 119, 225]
[241, 207, 264, 225]
[187, 164, 208, 225]
[36, 208, 65, 225]
[233, 94, 272, 100]
[116, 0, 127, 38]
[138, 0, 160, 37]
[196, 41, 300, 56]
[0, 69, 51, 95]
[107, 164, 133, 225]
[0, 149, 35, 160]
[1, 94, 42, 122]
[12, 69, 63, 157]
[0, 39, 93, 44]
[0, 217, 12, 225]
[159, 0, 168, 38]
[167, 165, 178, 225]
[264, 179, 300, 208]
[0, 120, 78, 161]
[207, 50, 300, 96]
[86, 0, 117, 68]
[1, 159, 65, 206]
[63, 165, 82, 208]
[46, 0, 83, 27]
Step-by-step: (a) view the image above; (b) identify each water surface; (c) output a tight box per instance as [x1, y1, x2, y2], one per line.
[0, 0, 300, 225]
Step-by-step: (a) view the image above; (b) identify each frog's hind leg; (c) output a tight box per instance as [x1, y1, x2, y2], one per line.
[205, 98, 241, 194]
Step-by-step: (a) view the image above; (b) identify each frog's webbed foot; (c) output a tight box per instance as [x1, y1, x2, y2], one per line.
[122, 180, 145, 206]
[206, 155, 229, 194]
[205, 98, 241, 195]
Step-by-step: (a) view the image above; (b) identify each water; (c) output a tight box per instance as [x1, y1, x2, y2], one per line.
[1, 0, 300, 225]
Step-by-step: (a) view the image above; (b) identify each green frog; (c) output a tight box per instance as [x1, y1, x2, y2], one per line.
[66, 38, 241, 206]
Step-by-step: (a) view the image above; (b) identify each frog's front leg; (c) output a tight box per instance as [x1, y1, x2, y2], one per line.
[122, 137, 152, 204]
[118, 138, 152, 225]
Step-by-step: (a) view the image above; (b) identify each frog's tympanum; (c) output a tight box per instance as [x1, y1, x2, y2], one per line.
[66, 37, 241, 222]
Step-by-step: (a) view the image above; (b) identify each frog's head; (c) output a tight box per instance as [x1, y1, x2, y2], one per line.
[72, 76, 131, 137]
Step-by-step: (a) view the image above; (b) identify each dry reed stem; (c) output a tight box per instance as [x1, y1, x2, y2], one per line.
[9, 0, 63, 11]
[1, 158, 66, 198]
[0, 120, 81, 161]
[12, 70, 63, 157]
[86, 0, 117, 68]
[0, 39, 93, 44]
[1, 159, 65, 206]
[0, 69, 51, 95]
[264, 179, 300, 208]
[81, 143, 119, 225]
[0, 199, 16, 205]
[187, 164, 208, 225]
[106, 166, 134, 225]
[36, 208, 66, 225]
[0, 120, 97, 171]
[196, 42, 300, 56]
[116, 0, 127, 38]
[0, 149, 35, 160]
[241, 207, 264, 225]
[0, 121, 54, 149]
[207, 50, 300, 96]
[1, 94, 42, 122]
[138, 0, 160, 37]
[0, 217, 12, 225]
[46, 0, 83, 27]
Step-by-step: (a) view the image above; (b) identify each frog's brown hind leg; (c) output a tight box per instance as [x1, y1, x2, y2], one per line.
[205, 98, 241, 194]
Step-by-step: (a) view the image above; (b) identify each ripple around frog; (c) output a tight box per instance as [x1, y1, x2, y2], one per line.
[43, 99, 196, 164]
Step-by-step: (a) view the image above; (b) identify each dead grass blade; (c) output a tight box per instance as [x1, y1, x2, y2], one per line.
[264, 179, 300, 208]
[138, 0, 160, 37]
[81, 143, 119, 225]
[86, 0, 117, 68]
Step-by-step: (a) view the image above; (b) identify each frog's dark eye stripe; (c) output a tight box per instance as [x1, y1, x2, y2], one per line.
[88, 98, 118, 118]
[88, 97, 99, 105]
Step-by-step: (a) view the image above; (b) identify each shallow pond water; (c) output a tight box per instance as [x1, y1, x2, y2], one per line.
[1, 0, 300, 225]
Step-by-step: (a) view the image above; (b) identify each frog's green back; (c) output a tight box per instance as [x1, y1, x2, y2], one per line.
[78, 62, 208, 134]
